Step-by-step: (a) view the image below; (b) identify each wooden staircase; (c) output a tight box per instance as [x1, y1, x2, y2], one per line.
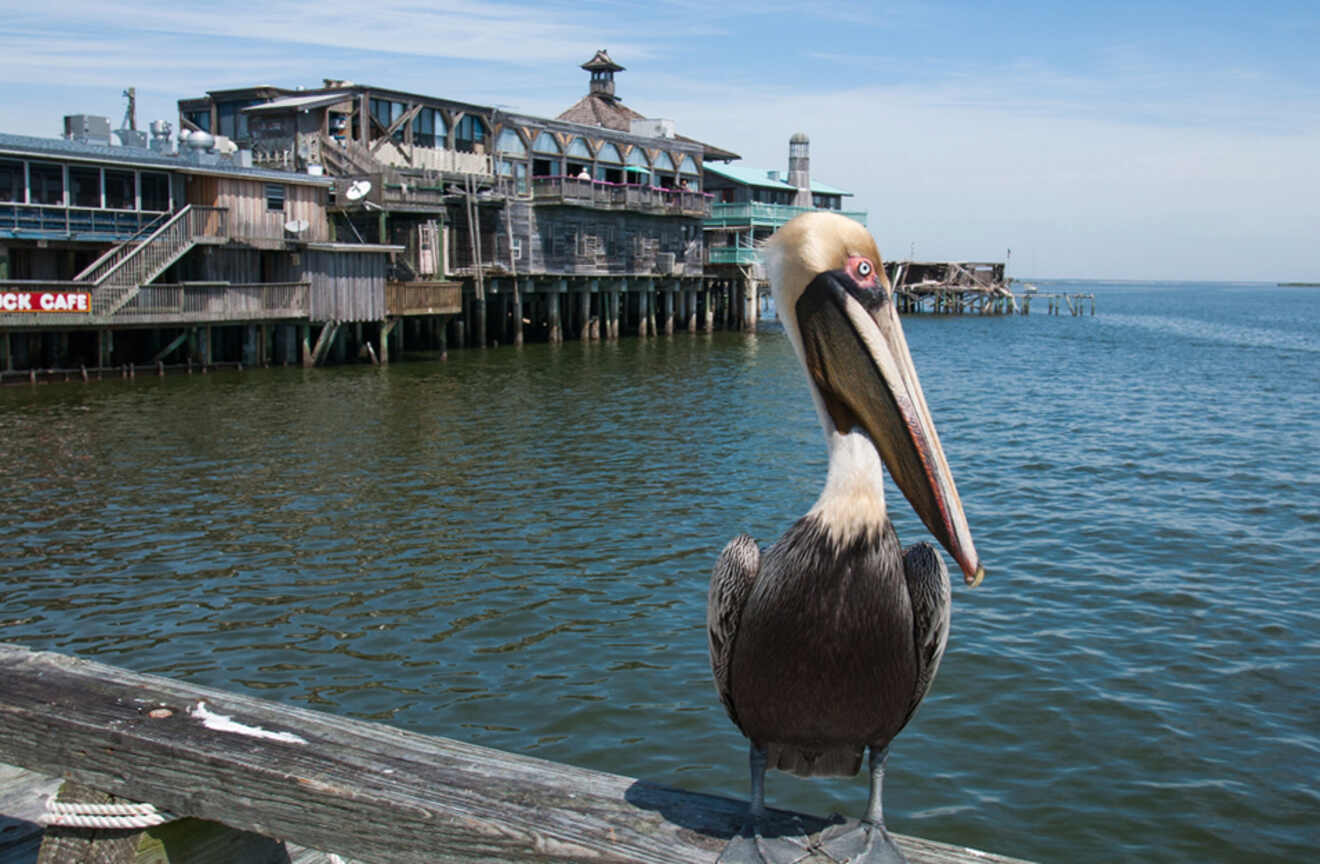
[318, 134, 389, 178]
[75, 205, 228, 318]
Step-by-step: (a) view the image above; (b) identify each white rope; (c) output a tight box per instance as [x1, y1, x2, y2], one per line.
[43, 797, 177, 829]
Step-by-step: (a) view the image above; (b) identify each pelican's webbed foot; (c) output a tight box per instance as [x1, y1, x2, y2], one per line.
[817, 818, 907, 864]
[816, 747, 907, 863]
[719, 744, 812, 864]
[717, 827, 811, 864]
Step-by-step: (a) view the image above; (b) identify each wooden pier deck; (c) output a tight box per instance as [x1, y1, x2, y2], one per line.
[0, 645, 1030, 864]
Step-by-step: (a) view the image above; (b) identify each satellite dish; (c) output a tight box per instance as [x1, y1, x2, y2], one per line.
[345, 180, 372, 202]
[284, 218, 310, 234]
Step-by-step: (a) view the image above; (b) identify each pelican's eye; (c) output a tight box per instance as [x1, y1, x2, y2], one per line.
[846, 255, 878, 287]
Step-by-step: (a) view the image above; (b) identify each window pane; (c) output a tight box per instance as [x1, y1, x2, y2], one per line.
[679, 155, 699, 175]
[567, 137, 592, 159]
[105, 170, 135, 209]
[532, 131, 560, 153]
[29, 162, 64, 205]
[0, 160, 22, 202]
[70, 167, 100, 207]
[186, 110, 211, 133]
[265, 183, 285, 212]
[596, 142, 622, 163]
[626, 147, 648, 167]
[496, 129, 526, 157]
[454, 115, 487, 153]
[141, 172, 170, 211]
[653, 151, 675, 171]
[217, 103, 237, 139]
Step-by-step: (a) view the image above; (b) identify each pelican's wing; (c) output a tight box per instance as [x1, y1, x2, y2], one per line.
[707, 533, 760, 730]
[900, 541, 952, 731]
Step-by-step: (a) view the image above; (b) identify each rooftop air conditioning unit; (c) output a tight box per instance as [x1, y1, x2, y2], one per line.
[63, 115, 112, 145]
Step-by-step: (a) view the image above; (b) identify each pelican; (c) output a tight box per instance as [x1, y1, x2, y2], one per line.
[708, 212, 984, 864]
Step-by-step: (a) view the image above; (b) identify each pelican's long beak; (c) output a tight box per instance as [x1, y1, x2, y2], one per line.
[795, 269, 984, 586]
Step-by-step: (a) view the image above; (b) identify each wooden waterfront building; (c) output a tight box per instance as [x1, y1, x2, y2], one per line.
[173, 52, 745, 350]
[0, 127, 409, 377]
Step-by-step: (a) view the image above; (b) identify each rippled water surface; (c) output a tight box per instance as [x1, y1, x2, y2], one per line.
[2, 282, 1317, 862]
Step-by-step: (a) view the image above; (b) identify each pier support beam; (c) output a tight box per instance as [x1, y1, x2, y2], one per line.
[513, 279, 526, 347]
[549, 281, 564, 344]
[579, 289, 591, 341]
[607, 286, 618, 341]
[663, 288, 675, 336]
[704, 289, 714, 333]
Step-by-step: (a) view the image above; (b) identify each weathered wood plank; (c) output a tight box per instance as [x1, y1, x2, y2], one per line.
[0, 646, 1029, 864]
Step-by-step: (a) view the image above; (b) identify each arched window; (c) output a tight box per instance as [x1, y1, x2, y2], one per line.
[454, 115, 488, 153]
[678, 155, 699, 175]
[596, 142, 622, 163]
[533, 131, 561, 153]
[652, 151, 675, 172]
[496, 128, 526, 157]
[567, 137, 592, 159]
[625, 147, 651, 183]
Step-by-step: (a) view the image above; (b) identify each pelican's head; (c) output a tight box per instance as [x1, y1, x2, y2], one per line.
[765, 212, 984, 586]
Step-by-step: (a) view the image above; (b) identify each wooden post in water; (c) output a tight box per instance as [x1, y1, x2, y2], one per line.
[579, 288, 591, 341]
[637, 285, 648, 339]
[549, 280, 564, 344]
[664, 286, 675, 336]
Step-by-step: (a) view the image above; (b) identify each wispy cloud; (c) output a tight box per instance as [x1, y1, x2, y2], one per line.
[1, 0, 1317, 279]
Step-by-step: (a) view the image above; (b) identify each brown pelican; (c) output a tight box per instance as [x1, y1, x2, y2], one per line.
[708, 212, 984, 864]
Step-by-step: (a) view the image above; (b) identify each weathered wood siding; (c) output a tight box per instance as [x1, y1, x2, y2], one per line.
[303, 250, 386, 322]
[170, 247, 385, 322]
[184, 175, 329, 243]
[491, 201, 703, 277]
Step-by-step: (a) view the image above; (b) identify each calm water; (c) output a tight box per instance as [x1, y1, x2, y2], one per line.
[1, 282, 1317, 862]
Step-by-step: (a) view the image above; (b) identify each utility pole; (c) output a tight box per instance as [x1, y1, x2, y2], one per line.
[122, 88, 137, 131]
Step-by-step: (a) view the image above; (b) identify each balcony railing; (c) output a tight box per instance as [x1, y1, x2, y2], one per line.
[531, 176, 711, 217]
[0, 203, 171, 240]
[113, 281, 310, 323]
[705, 202, 868, 229]
[707, 246, 761, 265]
[385, 280, 462, 316]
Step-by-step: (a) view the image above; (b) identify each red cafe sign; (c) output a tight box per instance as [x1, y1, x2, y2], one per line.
[0, 291, 92, 313]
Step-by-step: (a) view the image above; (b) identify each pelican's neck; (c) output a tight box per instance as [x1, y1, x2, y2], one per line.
[807, 427, 889, 546]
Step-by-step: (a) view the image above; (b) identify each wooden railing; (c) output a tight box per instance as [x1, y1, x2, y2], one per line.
[0, 644, 1029, 864]
[113, 280, 310, 323]
[385, 280, 462, 316]
[86, 206, 229, 317]
[0, 203, 168, 239]
[705, 202, 868, 228]
[531, 177, 712, 217]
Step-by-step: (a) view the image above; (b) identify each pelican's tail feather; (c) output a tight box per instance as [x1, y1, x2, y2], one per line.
[766, 743, 863, 778]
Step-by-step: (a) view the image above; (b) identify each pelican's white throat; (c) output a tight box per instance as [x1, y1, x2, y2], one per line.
[807, 427, 889, 546]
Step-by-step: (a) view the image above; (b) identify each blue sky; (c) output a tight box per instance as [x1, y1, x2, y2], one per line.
[3, 0, 1317, 280]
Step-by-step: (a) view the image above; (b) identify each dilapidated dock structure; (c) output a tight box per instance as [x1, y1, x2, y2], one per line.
[0, 644, 1030, 864]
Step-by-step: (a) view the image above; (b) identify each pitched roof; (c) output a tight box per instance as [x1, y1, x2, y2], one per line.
[704, 163, 795, 190]
[556, 92, 646, 133]
[703, 162, 853, 196]
[242, 91, 355, 113]
[555, 94, 740, 162]
[581, 50, 624, 72]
